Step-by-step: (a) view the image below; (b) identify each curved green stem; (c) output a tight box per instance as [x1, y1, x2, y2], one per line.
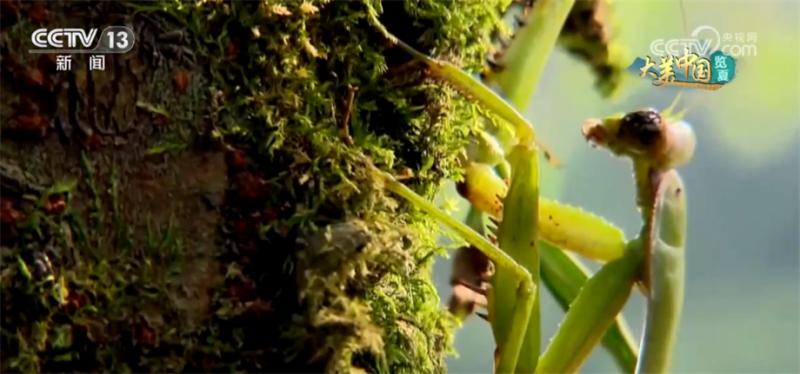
[484, 0, 576, 109]
[492, 144, 541, 373]
[636, 171, 687, 374]
[365, 7, 559, 164]
[378, 168, 535, 373]
[537, 240, 643, 373]
[540, 243, 639, 372]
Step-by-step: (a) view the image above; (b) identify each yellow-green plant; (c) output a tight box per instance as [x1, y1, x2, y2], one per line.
[367, 0, 694, 372]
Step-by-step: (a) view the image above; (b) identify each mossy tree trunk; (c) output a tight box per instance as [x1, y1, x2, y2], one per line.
[0, 1, 508, 372]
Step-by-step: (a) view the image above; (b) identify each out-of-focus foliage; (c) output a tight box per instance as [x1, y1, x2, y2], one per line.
[441, 1, 799, 373]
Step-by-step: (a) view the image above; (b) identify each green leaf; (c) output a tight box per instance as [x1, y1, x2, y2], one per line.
[46, 179, 78, 195]
[538, 242, 643, 373]
[485, 0, 576, 108]
[540, 242, 638, 372]
[135, 101, 170, 118]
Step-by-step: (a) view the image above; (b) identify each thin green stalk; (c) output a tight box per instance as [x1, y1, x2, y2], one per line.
[636, 171, 687, 374]
[381, 170, 512, 272]
[486, 0, 576, 108]
[388, 35, 544, 152]
[540, 242, 639, 373]
[537, 241, 643, 373]
[492, 144, 541, 373]
[365, 8, 558, 162]
[379, 168, 537, 373]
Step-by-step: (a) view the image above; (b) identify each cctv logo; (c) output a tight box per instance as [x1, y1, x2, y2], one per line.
[31, 28, 98, 50]
[29, 26, 135, 54]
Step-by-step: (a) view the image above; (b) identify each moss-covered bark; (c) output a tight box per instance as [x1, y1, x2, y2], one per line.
[0, 1, 509, 372]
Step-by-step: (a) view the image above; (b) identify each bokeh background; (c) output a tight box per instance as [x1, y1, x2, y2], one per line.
[433, 1, 800, 372]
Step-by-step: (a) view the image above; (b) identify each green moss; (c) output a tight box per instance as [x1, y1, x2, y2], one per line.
[194, 1, 507, 371]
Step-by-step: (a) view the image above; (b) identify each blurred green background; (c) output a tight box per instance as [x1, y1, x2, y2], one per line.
[433, 0, 799, 372]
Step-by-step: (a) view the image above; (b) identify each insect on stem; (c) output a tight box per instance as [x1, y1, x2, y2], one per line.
[365, 8, 562, 166]
[376, 168, 516, 272]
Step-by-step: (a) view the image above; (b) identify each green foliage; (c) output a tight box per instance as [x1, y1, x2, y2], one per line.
[191, 1, 509, 369]
[558, 0, 628, 97]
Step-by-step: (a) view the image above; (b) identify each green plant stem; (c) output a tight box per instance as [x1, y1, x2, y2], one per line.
[487, 0, 576, 108]
[493, 144, 541, 373]
[378, 165, 536, 373]
[540, 242, 639, 372]
[537, 241, 643, 373]
[636, 171, 687, 374]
